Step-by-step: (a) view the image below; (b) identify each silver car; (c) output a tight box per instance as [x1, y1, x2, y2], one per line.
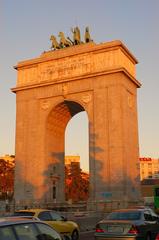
[95, 207, 159, 240]
[0, 216, 70, 240]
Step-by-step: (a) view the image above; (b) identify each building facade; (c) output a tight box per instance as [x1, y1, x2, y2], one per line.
[140, 157, 159, 180]
[65, 156, 80, 169]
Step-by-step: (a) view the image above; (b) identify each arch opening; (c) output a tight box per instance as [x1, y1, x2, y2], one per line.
[45, 100, 89, 204]
[65, 111, 89, 203]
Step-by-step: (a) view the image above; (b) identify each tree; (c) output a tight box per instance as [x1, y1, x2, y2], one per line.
[65, 162, 89, 203]
[0, 157, 15, 200]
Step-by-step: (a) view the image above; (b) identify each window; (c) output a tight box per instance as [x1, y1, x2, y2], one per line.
[148, 171, 152, 176]
[155, 188, 159, 197]
[53, 186, 56, 199]
[38, 211, 52, 221]
[0, 226, 16, 240]
[107, 211, 141, 220]
[148, 163, 152, 168]
[144, 211, 152, 221]
[50, 211, 63, 221]
[14, 223, 38, 240]
[36, 223, 61, 240]
[14, 211, 35, 217]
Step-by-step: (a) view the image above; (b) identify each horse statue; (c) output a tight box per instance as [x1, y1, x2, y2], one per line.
[71, 26, 81, 45]
[85, 27, 92, 43]
[50, 35, 60, 50]
[58, 32, 72, 48]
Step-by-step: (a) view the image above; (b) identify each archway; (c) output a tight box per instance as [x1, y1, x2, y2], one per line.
[13, 40, 141, 208]
[45, 100, 86, 203]
[65, 111, 89, 203]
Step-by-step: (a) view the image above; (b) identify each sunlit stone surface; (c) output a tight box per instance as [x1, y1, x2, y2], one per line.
[12, 40, 141, 207]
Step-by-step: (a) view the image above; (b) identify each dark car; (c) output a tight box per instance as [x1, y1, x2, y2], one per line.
[0, 217, 69, 240]
[156, 233, 159, 240]
[95, 207, 159, 240]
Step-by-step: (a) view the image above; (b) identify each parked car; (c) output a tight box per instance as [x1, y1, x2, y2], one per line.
[14, 209, 79, 240]
[0, 216, 69, 240]
[95, 207, 159, 240]
[156, 233, 159, 240]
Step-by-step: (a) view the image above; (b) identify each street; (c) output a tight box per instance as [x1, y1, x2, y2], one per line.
[80, 230, 95, 240]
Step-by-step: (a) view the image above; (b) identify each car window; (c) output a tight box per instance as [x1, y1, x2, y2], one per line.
[14, 222, 38, 240]
[36, 222, 62, 240]
[0, 226, 16, 240]
[146, 209, 159, 221]
[14, 211, 35, 216]
[107, 211, 141, 220]
[144, 210, 153, 221]
[49, 212, 63, 221]
[38, 211, 52, 221]
[144, 213, 152, 221]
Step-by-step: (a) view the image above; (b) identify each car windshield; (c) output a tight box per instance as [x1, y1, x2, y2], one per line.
[14, 211, 35, 216]
[107, 211, 141, 220]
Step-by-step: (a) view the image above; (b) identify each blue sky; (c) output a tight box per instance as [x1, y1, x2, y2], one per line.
[0, 0, 159, 171]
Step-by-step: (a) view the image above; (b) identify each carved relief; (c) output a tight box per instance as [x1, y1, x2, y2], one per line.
[82, 94, 92, 104]
[39, 55, 91, 83]
[62, 83, 68, 96]
[16, 41, 136, 89]
[41, 100, 50, 110]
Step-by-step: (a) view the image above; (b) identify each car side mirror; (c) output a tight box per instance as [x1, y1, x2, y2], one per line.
[61, 216, 67, 221]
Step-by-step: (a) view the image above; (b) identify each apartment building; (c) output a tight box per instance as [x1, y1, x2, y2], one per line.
[140, 157, 159, 180]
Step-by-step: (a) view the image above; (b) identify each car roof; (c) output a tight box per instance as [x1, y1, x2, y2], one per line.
[112, 208, 144, 212]
[128, 205, 152, 210]
[15, 209, 51, 213]
[0, 217, 39, 227]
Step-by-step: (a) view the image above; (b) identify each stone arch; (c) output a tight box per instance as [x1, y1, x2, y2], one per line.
[13, 40, 142, 208]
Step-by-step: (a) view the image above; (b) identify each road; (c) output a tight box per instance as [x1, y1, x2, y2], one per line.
[80, 230, 95, 240]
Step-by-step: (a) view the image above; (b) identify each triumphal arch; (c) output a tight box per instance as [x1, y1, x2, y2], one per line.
[12, 28, 141, 207]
